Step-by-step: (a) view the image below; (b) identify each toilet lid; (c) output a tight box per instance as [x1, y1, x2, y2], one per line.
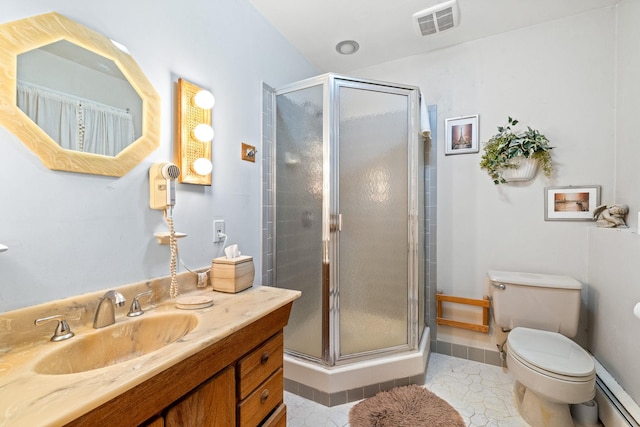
[508, 327, 595, 378]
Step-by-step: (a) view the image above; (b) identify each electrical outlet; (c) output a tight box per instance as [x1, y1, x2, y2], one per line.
[213, 220, 225, 243]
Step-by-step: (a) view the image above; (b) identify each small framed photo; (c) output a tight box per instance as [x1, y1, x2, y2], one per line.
[544, 186, 601, 221]
[445, 115, 478, 155]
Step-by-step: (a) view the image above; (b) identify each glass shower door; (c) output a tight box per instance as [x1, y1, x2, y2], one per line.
[274, 82, 325, 361]
[334, 82, 412, 360]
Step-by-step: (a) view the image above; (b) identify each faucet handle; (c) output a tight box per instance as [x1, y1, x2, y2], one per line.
[34, 314, 75, 342]
[127, 290, 153, 317]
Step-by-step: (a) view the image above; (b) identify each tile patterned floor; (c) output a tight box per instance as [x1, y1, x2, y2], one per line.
[285, 353, 529, 427]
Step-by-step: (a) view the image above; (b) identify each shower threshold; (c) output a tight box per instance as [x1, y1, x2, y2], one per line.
[284, 327, 430, 407]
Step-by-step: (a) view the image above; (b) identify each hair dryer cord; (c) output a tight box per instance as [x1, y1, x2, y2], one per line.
[164, 209, 179, 298]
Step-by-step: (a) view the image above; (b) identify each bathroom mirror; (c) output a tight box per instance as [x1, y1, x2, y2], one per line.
[0, 12, 161, 176]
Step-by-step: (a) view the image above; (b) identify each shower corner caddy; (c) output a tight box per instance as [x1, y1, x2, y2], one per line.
[436, 293, 490, 333]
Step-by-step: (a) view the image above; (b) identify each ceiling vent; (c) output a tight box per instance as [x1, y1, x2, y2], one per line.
[413, 0, 460, 36]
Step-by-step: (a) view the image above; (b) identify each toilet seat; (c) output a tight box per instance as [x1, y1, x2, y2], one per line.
[507, 327, 595, 382]
[506, 327, 596, 405]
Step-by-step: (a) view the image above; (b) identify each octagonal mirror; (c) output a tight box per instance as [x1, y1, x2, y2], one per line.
[0, 12, 160, 177]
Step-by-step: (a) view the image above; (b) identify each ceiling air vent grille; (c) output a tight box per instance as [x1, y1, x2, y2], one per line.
[413, 0, 460, 36]
[416, 14, 437, 36]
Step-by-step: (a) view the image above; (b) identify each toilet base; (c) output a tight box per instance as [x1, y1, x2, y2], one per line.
[514, 380, 575, 427]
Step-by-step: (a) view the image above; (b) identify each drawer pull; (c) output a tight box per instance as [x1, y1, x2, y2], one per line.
[260, 389, 270, 403]
[261, 352, 270, 364]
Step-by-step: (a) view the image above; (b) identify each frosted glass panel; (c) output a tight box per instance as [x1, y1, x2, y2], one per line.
[275, 85, 324, 359]
[338, 86, 409, 356]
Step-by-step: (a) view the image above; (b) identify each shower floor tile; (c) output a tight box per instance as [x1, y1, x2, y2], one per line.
[285, 352, 528, 427]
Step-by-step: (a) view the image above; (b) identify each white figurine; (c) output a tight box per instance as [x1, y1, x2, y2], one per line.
[593, 204, 629, 228]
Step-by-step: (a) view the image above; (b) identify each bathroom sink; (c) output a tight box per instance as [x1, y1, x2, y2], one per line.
[34, 312, 198, 375]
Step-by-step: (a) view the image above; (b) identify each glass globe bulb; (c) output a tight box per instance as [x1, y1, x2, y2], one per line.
[193, 90, 215, 110]
[192, 157, 213, 175]
[193, 124, 214, 142]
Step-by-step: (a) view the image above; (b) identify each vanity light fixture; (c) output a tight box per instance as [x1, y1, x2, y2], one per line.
[176, 78, 214, 185]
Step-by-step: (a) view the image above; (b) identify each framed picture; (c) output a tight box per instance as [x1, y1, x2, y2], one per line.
[445, 115, 478, 155]
[544, 186, 601, 221]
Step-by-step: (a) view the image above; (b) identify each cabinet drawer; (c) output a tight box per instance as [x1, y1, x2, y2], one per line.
[237, 368, 283, 427]
[237, 332, 283, 400]
[261, 403, 286, 427]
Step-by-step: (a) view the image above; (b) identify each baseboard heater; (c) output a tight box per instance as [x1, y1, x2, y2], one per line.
[594, 358, 639, 427]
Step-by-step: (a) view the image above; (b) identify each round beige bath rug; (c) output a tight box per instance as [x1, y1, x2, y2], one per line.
[349, 384, 466, 427]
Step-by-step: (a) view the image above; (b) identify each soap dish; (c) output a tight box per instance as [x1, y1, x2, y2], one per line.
[176, 295, 214, 310]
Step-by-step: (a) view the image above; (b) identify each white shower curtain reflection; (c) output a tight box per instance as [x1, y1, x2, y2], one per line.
[17, 83, 77, 150]
[81, 103, 134, 155]
[17, 82, 135, 156]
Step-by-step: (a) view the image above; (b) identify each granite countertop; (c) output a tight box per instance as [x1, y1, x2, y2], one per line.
[0, 284, 300, 426]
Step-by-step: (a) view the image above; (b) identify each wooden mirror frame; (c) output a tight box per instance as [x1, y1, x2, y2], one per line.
[0, 12, 161, 177]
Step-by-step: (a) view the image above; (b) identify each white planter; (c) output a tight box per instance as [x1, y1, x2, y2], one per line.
[501, 156, 540, 182]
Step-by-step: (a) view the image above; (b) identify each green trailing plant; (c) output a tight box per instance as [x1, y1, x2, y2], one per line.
[479, 117, 553, 185]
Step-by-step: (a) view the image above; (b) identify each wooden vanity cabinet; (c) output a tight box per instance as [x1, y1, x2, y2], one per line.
[66, 302, 293, 427]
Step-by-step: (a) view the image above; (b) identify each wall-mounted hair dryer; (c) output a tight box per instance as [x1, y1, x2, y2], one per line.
[149, 162, 180, 210]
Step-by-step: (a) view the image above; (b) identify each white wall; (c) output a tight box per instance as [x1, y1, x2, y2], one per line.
[587, 228, 640, 406]
[0, 0, 318, 312]
[585, 0, 640, 406]
[615, 0, 640, 215]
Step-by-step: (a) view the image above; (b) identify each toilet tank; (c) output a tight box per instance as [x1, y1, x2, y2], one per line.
[488, 270, 582, 337]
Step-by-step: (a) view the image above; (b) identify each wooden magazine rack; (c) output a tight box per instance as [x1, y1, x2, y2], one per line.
[436, 293, 490, 333]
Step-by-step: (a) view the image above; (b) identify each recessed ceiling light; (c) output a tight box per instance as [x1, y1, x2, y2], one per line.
[336, 40, 360, 55]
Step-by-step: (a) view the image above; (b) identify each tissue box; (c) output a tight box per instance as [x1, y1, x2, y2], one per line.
[210, 255, 254, 293]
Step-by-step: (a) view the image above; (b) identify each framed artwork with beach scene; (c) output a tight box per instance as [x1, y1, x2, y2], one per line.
[445, 115, 478, 155]
[544, 185, 601, 221]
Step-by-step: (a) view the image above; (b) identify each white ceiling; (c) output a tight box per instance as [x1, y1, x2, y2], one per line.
[249, 0, 619, 73]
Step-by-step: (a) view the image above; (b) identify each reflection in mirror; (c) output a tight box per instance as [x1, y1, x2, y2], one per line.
[0, 12, 160, 177]
[17, 41, 143, 157]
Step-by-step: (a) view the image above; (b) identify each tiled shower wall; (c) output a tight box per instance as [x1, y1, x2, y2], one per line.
[261, 83, 275, 287]
[425, 104, 437, 341]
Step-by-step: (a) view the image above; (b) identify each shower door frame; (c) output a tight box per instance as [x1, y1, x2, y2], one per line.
[273, 73, 421, 367]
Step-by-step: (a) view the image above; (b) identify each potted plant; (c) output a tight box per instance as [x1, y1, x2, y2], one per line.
[479, 117, 553, 185]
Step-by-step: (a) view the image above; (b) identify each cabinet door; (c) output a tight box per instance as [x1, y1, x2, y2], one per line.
[165, 366, 235, 427]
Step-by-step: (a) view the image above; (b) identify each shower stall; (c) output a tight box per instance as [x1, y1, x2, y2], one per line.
[263, 74, 429, 403]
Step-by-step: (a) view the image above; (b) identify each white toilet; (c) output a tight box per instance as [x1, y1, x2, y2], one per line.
[488, 270, 596, 427]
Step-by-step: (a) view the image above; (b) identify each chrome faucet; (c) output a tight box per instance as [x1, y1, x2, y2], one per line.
[93, 290, 126, 329]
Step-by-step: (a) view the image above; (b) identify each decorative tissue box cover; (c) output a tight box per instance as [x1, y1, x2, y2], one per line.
[210, 255, 254, 293]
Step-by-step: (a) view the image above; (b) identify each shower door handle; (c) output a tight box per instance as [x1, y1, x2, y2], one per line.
[330, 214, 342, 232]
